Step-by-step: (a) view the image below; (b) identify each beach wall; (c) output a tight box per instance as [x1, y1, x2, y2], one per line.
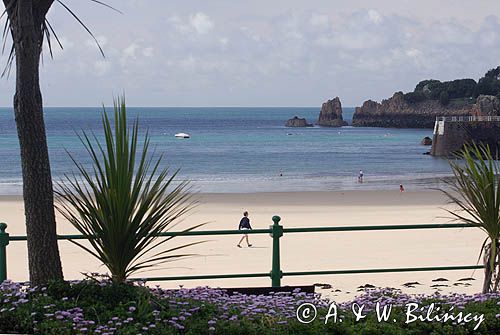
[431, 118, 500, 156]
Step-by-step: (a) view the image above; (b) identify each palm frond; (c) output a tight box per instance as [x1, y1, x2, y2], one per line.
[440, 143, 500, 293]
[55, 0, 104, 57]
[44, 19, 63, 50]
[88, 0, 122, 14]
[55, 97, 202, 283]
[1, 0, 120, 77]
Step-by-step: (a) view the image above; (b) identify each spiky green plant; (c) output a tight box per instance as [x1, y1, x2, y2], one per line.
[56, 97, 202, 283]
[442, 144, 500, 293]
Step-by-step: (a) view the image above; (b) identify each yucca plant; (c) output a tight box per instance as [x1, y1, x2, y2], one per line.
[442, 144, 500, 293]
[56, 97, 202, 283]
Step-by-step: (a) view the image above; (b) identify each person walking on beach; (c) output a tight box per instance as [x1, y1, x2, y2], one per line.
[358, 170, 364, 183]
[400, 184, 405, 193]
[237, 211, 253, 248]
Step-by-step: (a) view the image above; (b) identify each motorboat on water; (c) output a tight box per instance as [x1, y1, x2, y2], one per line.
[174, 132, 190, 138]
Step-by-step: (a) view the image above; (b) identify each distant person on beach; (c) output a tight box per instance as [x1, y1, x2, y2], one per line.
[237, 211, 253, 248]
[358, 170, 364, 183]
[400, 184, 405, 193]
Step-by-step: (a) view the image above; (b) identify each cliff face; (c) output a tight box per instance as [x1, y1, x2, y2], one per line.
[352, 92, 476, 128]
[317, 97, 348, 127]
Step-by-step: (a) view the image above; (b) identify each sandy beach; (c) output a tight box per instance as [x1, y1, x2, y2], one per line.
[0, 190, 485, 300]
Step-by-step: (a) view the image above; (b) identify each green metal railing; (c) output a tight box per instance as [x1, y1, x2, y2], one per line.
[0, 217, 484, 286]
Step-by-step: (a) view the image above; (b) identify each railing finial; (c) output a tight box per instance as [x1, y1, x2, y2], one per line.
[272, 215, 281, 225]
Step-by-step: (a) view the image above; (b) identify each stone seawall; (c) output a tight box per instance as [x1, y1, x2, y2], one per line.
[431, 120, 500, 156]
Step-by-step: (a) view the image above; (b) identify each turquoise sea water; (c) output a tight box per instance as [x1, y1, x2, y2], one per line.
[0, 107, 451, 194]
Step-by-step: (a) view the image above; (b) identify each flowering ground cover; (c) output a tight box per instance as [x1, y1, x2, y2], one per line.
[0, 279, 498, 334]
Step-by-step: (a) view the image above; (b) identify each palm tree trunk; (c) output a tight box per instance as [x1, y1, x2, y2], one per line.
[491, 239, 499, 292]
[483, 239, 499, 293]
[8, 0, 63, 285]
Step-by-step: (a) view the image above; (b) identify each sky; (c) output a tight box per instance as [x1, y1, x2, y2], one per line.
[1, 0, 500, 107]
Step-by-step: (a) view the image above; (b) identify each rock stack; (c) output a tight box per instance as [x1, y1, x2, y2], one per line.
[317, 97, 347, 127]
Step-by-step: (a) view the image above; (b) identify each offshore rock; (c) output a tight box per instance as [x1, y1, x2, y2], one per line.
[285, 116, 313, 127]
[421, 136, 432, 145]
[317, 97, 348, 127]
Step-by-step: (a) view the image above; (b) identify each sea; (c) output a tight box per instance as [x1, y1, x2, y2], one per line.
[0, 107, 453, 194]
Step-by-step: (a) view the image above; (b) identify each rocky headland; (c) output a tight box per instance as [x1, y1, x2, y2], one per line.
[285, 116, 313, 127]
[352, 92, 475, 128]
[352, 67, 500, 128]
[317, 97, 348, 127]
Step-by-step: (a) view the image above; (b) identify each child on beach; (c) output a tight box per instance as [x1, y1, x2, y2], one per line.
[358, 170, 364, 183]
[237, 211, 253, 248]
[400, 184, 405, 192]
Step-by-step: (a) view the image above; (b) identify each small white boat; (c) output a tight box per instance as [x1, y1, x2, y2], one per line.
[175, 132, 190, 138]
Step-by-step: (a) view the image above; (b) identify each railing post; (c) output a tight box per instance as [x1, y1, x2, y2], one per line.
[270, 215, 283, 287]
[0, 223, 9, 283]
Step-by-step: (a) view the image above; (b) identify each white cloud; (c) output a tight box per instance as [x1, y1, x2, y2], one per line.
[219, 37, 229, 49]
[324, 32, 386, 50]
[85, 35, 108, 48]
[240, 26, 262, 42]
[168, 15, 190, 34]
[123, 43, 139, 58]
[189, 12, 214, 34]
[142, 47, 154, 57]
[367, 9, 383, 24]
[5, 2, 500, 107]
[120, 43, 153, 67]
[42, 36, 74, 60]
[167, 12, 214, 36]
[309, 14, 330, 29]
[425, 21, 474, 45]
[94, 60, 111, 76]
[120, 43, 139, 66]
[179, 55, 196, 72]
[406, 48, 422, 58]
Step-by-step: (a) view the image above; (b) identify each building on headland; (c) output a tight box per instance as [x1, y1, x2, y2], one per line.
[430, 116, 500, 156]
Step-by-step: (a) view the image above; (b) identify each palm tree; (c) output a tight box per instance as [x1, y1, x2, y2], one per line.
[1, 0, 115, 285]
[442, 144, 500, 293]
[56, 98, 203, 283]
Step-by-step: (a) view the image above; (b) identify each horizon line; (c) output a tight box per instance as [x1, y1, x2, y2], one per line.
[0, 105, 356, 109]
